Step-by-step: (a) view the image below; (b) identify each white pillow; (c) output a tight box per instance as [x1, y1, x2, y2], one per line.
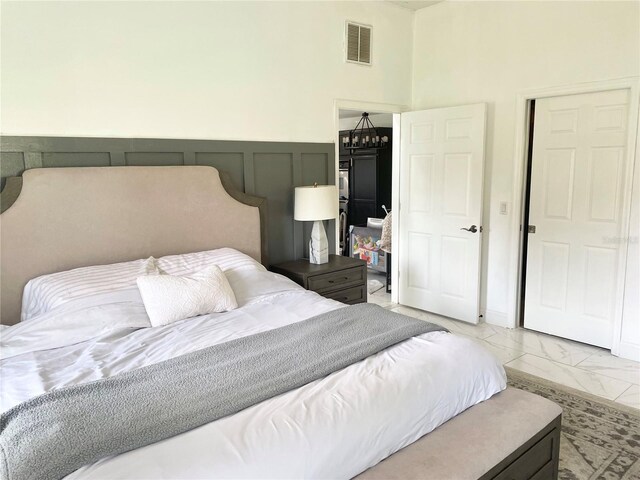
[136, 265, 238, 327]
[20, 248, 259, 322]
[21, 257, 160, 321]
[156, 248, 265, 276]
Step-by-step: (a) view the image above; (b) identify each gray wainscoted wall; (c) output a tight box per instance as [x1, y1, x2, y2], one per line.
[0, 136, 335, 265]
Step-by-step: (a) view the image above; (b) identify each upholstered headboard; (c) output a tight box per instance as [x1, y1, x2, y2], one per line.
[0, 166, 267, 325]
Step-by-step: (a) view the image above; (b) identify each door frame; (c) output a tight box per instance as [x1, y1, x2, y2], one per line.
[507, 77, 640, 356]
[333, 99, 407, 303]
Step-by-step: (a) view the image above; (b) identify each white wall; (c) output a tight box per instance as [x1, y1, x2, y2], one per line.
[0, 1, 413, 143]
[412, 1, 640, 342]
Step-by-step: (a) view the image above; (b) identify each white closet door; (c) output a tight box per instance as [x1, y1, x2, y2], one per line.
[524, 89, 630, 348]
[398, 104, 486, 323]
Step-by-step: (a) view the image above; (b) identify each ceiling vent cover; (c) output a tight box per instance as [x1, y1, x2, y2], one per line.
[345, 22, 372, 65]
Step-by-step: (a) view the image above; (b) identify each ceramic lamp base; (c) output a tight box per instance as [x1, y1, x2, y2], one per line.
[309, 220, 329, 264]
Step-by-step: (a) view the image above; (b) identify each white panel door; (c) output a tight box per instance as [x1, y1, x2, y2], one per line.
[525, 89, 630, 348]
[398, 104, 486, 323]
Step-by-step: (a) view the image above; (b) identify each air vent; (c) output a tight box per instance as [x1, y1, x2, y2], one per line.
[345, 22, 372, 65]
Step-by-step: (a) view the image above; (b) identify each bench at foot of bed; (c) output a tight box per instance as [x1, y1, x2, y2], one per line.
[356, 387, 562, 480]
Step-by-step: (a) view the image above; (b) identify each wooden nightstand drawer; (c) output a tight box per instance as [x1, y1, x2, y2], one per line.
[308, 267, 364, 293]
[323, 285, 366, 305]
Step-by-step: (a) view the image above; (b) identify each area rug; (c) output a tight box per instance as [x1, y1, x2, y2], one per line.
[506, 367, 640, 480]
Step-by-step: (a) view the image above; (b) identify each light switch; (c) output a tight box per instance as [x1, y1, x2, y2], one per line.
[499, 201, 509, 215]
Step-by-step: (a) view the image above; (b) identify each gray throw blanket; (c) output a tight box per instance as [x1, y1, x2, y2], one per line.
[0, 303, 446, 480]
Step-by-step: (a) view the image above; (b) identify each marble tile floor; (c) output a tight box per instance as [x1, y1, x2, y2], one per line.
[367, 288, 640, 410]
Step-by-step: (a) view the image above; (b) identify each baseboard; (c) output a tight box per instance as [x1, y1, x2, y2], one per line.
[615, 341, 640, 362]
[483, 309, 512, 328]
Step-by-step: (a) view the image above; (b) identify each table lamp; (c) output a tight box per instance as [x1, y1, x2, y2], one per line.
[294, 184, 338, 264]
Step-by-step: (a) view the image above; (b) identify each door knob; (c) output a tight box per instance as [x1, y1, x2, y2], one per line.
[460, 225, 478, 233]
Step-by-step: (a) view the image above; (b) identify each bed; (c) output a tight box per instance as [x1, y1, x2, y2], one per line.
[0, 166, 562, 480]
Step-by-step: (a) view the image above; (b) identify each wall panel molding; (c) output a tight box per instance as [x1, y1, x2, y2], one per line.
[0, 136, 335, 265]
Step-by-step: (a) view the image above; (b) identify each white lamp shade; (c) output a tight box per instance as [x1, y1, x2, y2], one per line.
[294, 185, 338, 221]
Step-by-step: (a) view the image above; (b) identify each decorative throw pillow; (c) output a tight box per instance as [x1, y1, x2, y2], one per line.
[136, 265, 238, 327]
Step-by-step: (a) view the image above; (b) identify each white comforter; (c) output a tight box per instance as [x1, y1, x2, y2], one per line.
[0, 262, 506, 479]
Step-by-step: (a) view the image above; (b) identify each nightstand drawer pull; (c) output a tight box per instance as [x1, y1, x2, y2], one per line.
[308, 267, 364, 292]
[328, 276, 350, 284]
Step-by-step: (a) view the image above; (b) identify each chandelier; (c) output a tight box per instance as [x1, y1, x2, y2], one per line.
[341, 112, 389, 150]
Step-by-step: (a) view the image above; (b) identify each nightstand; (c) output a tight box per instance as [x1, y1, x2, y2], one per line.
[270, 255, 367, 304]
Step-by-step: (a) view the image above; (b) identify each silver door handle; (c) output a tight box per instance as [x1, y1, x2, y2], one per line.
[460, 225, 478, 233]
